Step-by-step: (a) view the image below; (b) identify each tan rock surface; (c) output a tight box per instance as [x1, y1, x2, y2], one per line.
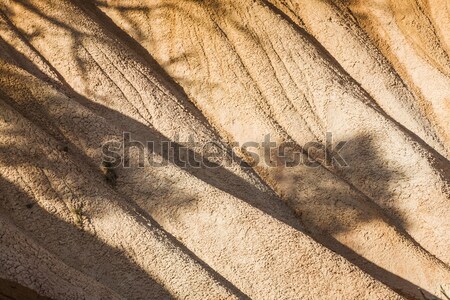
[0, 0, 448, 299]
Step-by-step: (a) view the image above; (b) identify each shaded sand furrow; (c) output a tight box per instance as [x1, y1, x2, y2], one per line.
[336, 0, 450, 149]
[92, 0, 450, 297]
[0, 95, 240, 299]
[266, 0, 448, 156]
[0, 214, 124, 300]
[0, 2, 405, 297]
[0, 0, 448, 298]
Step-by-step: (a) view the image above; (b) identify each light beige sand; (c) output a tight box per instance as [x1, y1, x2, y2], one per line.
[0, 0, 448, 299]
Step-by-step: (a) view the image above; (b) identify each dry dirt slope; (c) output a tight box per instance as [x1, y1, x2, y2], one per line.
[0, 0, 449, 299]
